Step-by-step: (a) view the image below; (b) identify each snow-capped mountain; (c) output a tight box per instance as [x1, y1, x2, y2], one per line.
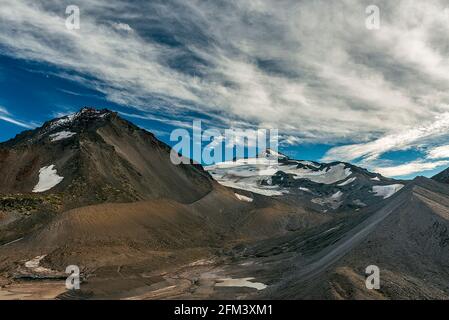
[1, 107, 449, 301]
[205, 150, 405, 212]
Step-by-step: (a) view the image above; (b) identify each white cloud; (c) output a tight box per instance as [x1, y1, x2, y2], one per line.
[322, 112, 449, 177]
[427, 145, 449, 159]
[1, 0, 448, 143]
[112, 22, 133, 32]
[280, 135, 301, 146]
[0, 106, 34, 129]
[322, 113, 449, 162]
[1, 0, 449, 179]
[374, 160, 449, 177]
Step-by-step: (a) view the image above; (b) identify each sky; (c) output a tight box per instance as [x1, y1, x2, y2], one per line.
[1, 0, 449, 179]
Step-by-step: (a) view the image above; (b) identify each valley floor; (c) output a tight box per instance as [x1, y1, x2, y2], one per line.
[1, 178, 449, 300]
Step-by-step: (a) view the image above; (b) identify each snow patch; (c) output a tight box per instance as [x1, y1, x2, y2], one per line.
[216, 277, 267, 290]
[353, 199, 367, 207]
[312, 191, 344, 209]
[371, 177, 381, 181]
[25, 255, 52, 273]
[338, 177, 356, 186]
[299, 187, 311, 192]
[372, 184, 404, 199]
[49, 130, 76, 142]
[32, 165, 64, 193]
[331, 191, 343, 199]
[25, 255, 46, 268]
[235, 193, 253, 202]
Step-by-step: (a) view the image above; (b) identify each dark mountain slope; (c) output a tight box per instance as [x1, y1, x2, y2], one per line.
[221, 177, 449, 300]
[432, 167, 449, 184]
[0, 108, 212, 208]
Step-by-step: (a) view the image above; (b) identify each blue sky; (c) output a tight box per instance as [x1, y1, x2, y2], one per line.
[1, 0, 449, 180]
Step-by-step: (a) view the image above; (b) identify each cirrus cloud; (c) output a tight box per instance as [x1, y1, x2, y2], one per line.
[0, 106, 35, 129]
[1, 0, 449, 177]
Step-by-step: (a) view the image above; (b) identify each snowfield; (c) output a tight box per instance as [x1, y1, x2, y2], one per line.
[290, 163, 352, 184]
[49, 130, 76, 142]
[205, 157, 352, 197]
[372, 184, 404, 199]
[32, 165, 64, 193]
[205, 158, 286, 196]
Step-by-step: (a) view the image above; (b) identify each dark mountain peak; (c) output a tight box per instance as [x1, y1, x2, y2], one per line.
[432, 167, 449, 184]
[27, 107, 120, 145]
[75, 107, 115, 120]
[0, 106, 213, 208]
[0, 108, 120, 148]
[79, 106, 109, 114]
[44, 107, 114, 132]
[259, 148, 288, 160]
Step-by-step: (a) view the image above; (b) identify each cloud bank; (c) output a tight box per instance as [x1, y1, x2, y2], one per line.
[1, 0, 449, 176]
